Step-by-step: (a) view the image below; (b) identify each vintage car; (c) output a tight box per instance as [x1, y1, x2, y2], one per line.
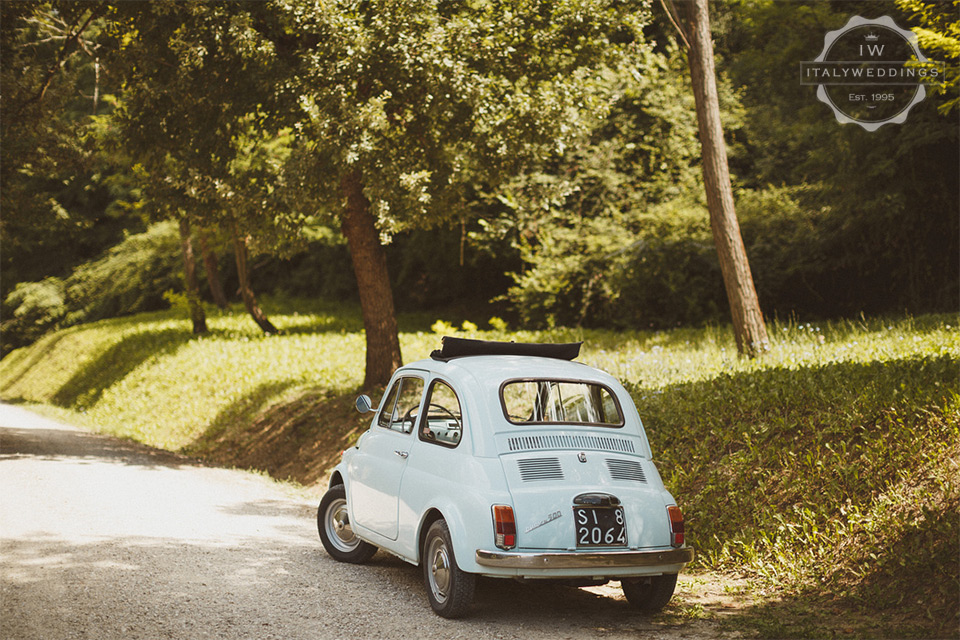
[317, 337, 693, 618]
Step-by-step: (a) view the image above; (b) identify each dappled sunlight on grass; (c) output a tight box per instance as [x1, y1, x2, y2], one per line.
[636, 351, 959, 639]
[0, 310, 369, 450]
[579, 315, 959, 389]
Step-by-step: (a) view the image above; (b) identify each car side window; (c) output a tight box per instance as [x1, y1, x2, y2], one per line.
[419, 380, 462, 447]
[377, 376, 424, 434]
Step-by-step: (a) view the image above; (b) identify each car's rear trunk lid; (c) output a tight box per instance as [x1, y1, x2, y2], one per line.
[497, 434, 673, 551]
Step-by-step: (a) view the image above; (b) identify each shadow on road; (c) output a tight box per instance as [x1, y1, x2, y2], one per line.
[0, 424, 198, 471]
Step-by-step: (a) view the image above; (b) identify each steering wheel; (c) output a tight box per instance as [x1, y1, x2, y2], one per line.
[400, 405, 419, 433]
[427, 403, 459, 426]
[421, 404, 460, 441]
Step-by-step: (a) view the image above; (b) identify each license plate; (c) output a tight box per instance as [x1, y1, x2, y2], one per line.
[574, 507, 627, 547]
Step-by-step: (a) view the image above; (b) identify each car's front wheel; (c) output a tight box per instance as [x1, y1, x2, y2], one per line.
[422, 519, 476, 618]
[317, 484, 377, 563]
[621, 573, 678, 611]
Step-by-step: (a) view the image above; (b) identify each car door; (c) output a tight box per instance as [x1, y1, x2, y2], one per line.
[392, 376, 469, 560]
[348, 373, 425, 541]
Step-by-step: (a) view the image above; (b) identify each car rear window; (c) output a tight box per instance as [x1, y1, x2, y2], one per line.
[500, 379, 624, 427]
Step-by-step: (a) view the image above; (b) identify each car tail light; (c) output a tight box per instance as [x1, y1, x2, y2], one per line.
[492, 505, 516, 550]
[667, 505, 684, 547]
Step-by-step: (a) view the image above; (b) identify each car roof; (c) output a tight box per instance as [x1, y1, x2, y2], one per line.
[402, 354, 620, 387]
[396, 353, 650, 457]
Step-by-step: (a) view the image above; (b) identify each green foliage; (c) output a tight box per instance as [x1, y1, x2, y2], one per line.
[614, 199, 724, 328]
[101, 0, 653, 272]
[5, 0, 955, 346]
[614, 316, 959, 638]
[246, 220, 515, 316]
[479, 45, 709, 329]
[0, 2, 143, 300]
[0, 307, 372, 449]
[0, 278, 68, 353]
[504, 195, 724, 329]
[274, 0, 653, 238]
[736, 185, 831, 316]
[504, 185, 834, 331]
[249, 233, 356, 302]
[2, 221, 182, 354]
[896, 0, 960, 114]
[499, 1, 958, 331]
[65, 220, 183, 324]
[719, 0, 959, 316]
[642, 351, 958, 638]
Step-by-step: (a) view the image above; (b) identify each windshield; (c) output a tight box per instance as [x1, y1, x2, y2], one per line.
[500, 379, 623, 427]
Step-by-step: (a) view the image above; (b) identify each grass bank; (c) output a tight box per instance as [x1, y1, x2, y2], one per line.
[1, 306, 957, 638]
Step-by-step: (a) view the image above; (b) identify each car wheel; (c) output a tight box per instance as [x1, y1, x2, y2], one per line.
[317, 484, 377, 563]
[422, 519, 476, 618]
[621, 574, 678, 611]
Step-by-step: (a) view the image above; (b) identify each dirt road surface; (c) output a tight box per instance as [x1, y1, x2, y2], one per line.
[1, 404, 735, 639]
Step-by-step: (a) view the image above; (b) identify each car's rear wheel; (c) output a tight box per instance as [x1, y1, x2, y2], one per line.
[317, 484, 377, 563]
[621, 573, 678, 611]
[422, 519, 476, 618]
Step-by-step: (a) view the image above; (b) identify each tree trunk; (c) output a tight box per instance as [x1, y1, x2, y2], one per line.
[197, 228, 230, 310]
[675, 0, 769, 357]
[340, 169, 403, 387]
[178, 217, 208, 335]
[230, 219, 278, 334]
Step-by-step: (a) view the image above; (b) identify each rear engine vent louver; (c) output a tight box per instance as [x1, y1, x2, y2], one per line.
[605, 458, 647, 483]
[518, 457, 564, 482]
[507, 434, 635, 454]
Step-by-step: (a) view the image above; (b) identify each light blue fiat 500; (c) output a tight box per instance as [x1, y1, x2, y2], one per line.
[317, 338, 693, 618]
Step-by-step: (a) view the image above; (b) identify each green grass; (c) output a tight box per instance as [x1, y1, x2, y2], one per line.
[1, 305, 957, 638]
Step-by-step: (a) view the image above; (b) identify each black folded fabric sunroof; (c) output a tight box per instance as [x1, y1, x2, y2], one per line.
[430, 336, 582, 361]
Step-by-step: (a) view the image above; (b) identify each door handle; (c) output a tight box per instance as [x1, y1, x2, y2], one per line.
[395, 450, 409, 459]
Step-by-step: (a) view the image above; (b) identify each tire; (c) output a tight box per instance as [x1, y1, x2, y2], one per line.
[422, 519, 476, 618]
[317, 485, 377, 563]
[621, 573, 678, 611]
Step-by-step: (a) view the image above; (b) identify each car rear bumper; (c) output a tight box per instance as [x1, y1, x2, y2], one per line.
[475, 546, 694, 570]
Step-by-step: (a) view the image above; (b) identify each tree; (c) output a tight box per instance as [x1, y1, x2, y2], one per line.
[196, 229, 230, 310]
[103, 3, 286, 335]
[896, 0, 960, 114]
[473, 44, 714, 330]
[1, 1, 142, 300]
[273, 0, 649, 384]
[668, 0, 769, 356]
[178, 217, 207, 334]
[100, 1, 649, 384]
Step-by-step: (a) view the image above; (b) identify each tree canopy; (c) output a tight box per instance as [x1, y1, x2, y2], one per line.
[2, 0, 956, 364]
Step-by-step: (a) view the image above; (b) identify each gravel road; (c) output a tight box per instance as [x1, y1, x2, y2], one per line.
[1, 404, 732, 639]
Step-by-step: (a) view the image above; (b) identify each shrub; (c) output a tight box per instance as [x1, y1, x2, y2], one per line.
[737, 185, 831, 318]
[0, 277, 68, 355]
[505, 196, 727, 329]
[1, 221, 182, 355]
[64, 220, 182, 325]
[504, 185, 859, 330]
